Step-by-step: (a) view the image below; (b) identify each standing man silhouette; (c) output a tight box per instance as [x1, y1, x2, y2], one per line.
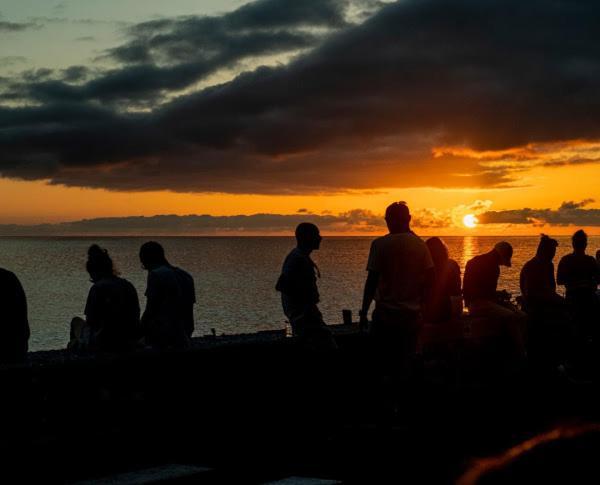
[360, 202, 434, 375]
[276, 223, 335, 350]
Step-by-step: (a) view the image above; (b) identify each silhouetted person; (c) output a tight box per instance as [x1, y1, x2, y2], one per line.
[425, 237, 462, 323]
[0, 268, 29, 363]
[360, 202, 434, 375]
[520, 235, 569, 365]
[276, 223, 335, 350]
[140, 242, 196, 350]
[463, 241, 527, 357]
[70, 245, 140, 352]
[520, 235, 564, 311]
[557, 230, 600, 339]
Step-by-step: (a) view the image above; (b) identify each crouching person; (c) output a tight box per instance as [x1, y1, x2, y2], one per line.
[69, 245, 140, 353]
[463, 241, 527, 359]
[276, 223, 336, 352]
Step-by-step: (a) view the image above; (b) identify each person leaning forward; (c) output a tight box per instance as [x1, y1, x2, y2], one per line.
[463, 241, 527, 358]
[140, 241, 196, 350]
[360, 202, 434, 375]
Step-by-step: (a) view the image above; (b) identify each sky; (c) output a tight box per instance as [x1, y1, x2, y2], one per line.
[1, 0, 600, 235]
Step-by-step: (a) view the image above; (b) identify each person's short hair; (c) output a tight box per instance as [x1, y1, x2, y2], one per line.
[86, 244, 116, 278]
[572, 229, 588, 250]
[385, 201, 410, 225]
[139, 241, 166, 266]
[537, 234, 558, 257]
[494, 241, 513, 267]
[295, 222, 320, 244]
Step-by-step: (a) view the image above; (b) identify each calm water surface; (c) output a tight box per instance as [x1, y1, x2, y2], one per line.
[0, 236, 598, 351]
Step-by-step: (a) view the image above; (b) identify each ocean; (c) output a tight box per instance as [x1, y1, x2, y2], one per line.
[1, 235, 598, 352]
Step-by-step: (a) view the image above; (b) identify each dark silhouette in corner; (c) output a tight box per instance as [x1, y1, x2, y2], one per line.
[463, 241, 527, 358]
[0, 266, 29, 363]
[459, 425, 600, 485]
[69, 245, 140, 352]
[140, 241, 196, 350]
[425, 236, 462, 323]
[276, 223, 336, 350]
[360, 202, 434, 378]
[557, 230, 600, 341]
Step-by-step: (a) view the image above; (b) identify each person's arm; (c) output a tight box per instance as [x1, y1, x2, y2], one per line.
[556, 258, 567, 286]
[360, 241, 380, 328]
[360, 270, 379, 328]
[141, 272, 160, 331]
[12, 274, 30, 344]
[448, 261, 463, 318]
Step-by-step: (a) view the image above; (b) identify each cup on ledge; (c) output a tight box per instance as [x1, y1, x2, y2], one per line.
[342, 309, 353, 325]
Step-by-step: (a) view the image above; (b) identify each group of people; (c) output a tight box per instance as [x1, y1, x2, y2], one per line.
[277, 202, 600, 369]
[0, 241, 196, 362]
[0, 202, 598, 369]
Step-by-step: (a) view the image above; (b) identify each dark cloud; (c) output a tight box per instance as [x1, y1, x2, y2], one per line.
[0, 20, 39, 32]
[0, 205, 459, 235]
[2, 0, 600, 194]
[479, 200, 600, 226]
[0, 211, 386, 235]
[0, 56, 27, 67]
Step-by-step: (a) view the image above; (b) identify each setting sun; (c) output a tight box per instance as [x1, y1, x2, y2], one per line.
[463, 214, 478, 229]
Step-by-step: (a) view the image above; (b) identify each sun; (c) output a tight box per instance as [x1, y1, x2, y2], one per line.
[463, 214, 478, 229]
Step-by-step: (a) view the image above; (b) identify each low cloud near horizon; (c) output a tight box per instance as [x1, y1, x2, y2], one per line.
[3, 0, 600, 194]
[0, 199, 599, 235]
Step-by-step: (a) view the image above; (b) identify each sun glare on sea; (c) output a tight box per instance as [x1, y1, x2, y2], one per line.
[463, 214, 478, 229]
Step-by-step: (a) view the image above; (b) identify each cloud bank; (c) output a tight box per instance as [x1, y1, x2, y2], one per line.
[479, 200, 600, 227]
[2, 0, 600, 194]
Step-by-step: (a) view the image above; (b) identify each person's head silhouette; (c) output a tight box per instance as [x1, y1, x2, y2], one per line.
[572, 229, 587, 253]
[536, 234, 558, 261]
[385, 201, 411, 234]
[295, 223, 321, 253]
[140, 241, 168, 271]
[426, 237, 449, 269]
[494, 241, 513, 267]
[86, 245, 116, 282]
[596, 249, 600, 264]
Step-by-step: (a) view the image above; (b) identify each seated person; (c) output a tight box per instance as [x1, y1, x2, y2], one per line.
[463, 241, 527, 358]
[557, 230, 600, 339]
[520, 235, 570, 364]
[425, 237, 462, 323]
[140, 242, 196, 350]
[276, 223, 335, 350]
[520, 235, 565, 312]
[70, 245, 140, 352]
[0, 268, 30, 363]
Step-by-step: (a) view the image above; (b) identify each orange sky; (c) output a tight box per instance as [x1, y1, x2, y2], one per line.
[1, 156, 597, 235]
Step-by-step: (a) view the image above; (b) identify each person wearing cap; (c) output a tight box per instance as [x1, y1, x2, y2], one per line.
[557, 230, 600, 340]
[463, 241, 527, 357]
[276, 223, 336, 350]
[360, 202, 434, 375]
